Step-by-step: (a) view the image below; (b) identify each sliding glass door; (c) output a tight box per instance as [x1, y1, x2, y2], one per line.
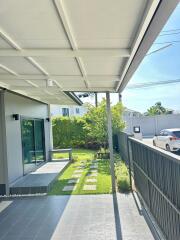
[34, 120, 45, 164]
[21, 118, 45, 174]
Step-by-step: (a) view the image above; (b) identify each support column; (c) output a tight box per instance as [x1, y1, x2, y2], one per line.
[48, 104, 53, 161]
[0, 91, 9, 196]
[106, 92, 116, 193]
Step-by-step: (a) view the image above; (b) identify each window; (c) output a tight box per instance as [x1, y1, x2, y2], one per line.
[62, 108, 69, 116]
[76, 108, 80, 114]
[173, 131, 180, 138]
[163, 131, 168, 136]
[159, 131, 164, 136]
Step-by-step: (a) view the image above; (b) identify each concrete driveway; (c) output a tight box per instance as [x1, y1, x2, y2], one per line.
[142, 137, 180, 156]
[0, 193, 154, 240]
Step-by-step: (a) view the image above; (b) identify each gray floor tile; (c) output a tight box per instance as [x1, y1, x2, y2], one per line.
[0, 194, 154, 240]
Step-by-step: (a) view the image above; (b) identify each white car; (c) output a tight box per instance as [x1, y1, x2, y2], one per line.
[153, 128, 180, 152]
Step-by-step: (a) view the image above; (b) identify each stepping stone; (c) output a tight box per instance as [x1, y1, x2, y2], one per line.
[87, 173, 97, 177]
[74, 170, 83, 173]
[63, 185, 76, 191]
[83, 185, 96, 191]
[86, 178, 97, 183]
[72, 174, 82, 178]
[90, 165, 98, 169]
[68, 178, 80, 184]
[92, 160, 98, 163]
[91, 170, 97, 173]
[77, 165, 86, 169]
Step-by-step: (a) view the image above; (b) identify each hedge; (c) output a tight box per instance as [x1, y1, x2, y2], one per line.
[52, 117, 87, 148]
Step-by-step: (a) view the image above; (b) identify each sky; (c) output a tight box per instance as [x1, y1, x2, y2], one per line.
[83, 4, 180, 113]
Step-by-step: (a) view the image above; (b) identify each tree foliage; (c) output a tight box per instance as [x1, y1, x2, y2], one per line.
[83, 99, 125, 145]
[146, 102, 172, 116]
[52, 99, 125, 149]
[52, 117, 87, 148]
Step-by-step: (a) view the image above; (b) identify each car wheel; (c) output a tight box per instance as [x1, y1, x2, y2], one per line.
[153, 140, 156, 146]
[166, 144, 171, 152]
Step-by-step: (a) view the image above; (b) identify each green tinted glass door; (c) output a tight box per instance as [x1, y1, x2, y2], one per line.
[21, 118, 45, 174]
[34, 120, 45, 164]
[21, 119, 36, 174]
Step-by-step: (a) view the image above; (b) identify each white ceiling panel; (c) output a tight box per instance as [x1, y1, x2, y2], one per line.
[30, 80, 47, 88]
[63, 0, 148, 48]
[0, 68, 11, 74]
[83, 57, 126, 75]
[90, 81, 116, 88]
[0, 0, 70, 48]
[0, 37, 12, 48]
[1, 79, 31, 87]
[0, 57, 43, 74]
[34, 56, 81, 75]
[0, 0, 178, 104]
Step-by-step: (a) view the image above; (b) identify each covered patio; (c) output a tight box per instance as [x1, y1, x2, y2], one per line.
[0, 194, 154, 240]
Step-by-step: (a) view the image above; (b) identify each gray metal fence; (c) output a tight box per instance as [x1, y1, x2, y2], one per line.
[118, 132, 180, 240]
[117, 132, 129, 163]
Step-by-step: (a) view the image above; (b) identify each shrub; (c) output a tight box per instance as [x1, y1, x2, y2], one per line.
[117, 175, 130, 193]
[115, 161, 130, 193]
[52, 116, 87, 148]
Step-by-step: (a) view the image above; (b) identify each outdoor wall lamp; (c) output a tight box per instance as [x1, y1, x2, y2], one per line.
[12, 114, 20, 121]
[46, 117, 50, 122]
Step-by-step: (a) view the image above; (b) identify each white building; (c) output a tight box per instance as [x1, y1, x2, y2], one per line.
[51, 105, 88, 117]
[123, 108, 142, 118]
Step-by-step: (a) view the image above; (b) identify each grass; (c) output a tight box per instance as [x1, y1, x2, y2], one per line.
[49, 148, 112, 195]
[53, 148, 96, 161]
[115, 156, 131, 193]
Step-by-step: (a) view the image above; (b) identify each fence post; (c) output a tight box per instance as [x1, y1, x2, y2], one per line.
[127, 138, 133, 190]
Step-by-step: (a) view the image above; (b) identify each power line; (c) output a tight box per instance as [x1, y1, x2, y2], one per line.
[154, 40, 180, 45]
[159, 31, 180, 37]
[127, 79, 180, 90]
[161, 28, 180, 33]
[146, 44, 172, 56]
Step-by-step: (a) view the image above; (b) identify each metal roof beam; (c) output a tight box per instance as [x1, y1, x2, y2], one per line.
[53, 0, 90, 88]
[0, 48, 130, 57]
[0, 74, 120, 82]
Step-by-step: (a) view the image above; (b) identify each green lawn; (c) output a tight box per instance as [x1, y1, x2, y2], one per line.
[53, 148, 96, 161]
[49, 148, 112, 195]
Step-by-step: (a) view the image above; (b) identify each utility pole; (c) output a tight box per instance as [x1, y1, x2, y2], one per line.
[118, 93, 122, 102]
[95, 92, 98, 107]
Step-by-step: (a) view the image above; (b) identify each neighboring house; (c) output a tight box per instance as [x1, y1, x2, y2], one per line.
[0, 90, 80, 195]
[51, 105, 88, 117]
[123, 108, 142, 118]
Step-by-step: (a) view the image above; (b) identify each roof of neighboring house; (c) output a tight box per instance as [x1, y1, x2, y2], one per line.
[124, 108, 142, 114]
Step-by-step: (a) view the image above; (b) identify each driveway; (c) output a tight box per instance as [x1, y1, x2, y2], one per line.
[142, 137, 180, 156]
[0, 193, 154, 240]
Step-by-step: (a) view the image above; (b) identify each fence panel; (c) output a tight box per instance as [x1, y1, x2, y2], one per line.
[118, 132, 180, 240]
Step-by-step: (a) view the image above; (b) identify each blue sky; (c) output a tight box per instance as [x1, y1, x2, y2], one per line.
[122, 3, 180, 113]
[83, 4, 180, 113]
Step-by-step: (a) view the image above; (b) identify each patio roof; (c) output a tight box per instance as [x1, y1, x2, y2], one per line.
[0, 0, 178, 104]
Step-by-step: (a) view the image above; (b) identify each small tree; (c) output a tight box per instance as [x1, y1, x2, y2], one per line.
[83, 99, 125, 149]
[146, 102, 172, 116]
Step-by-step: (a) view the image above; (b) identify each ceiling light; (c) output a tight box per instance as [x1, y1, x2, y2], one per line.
[47, 79, 54, 87]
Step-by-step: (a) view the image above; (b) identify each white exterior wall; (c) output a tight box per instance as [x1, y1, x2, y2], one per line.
[0, 93, 6, 189]
[124, 114, 180, 137]
[51, 105, 87, 117]
[4, 92, 50, 184]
